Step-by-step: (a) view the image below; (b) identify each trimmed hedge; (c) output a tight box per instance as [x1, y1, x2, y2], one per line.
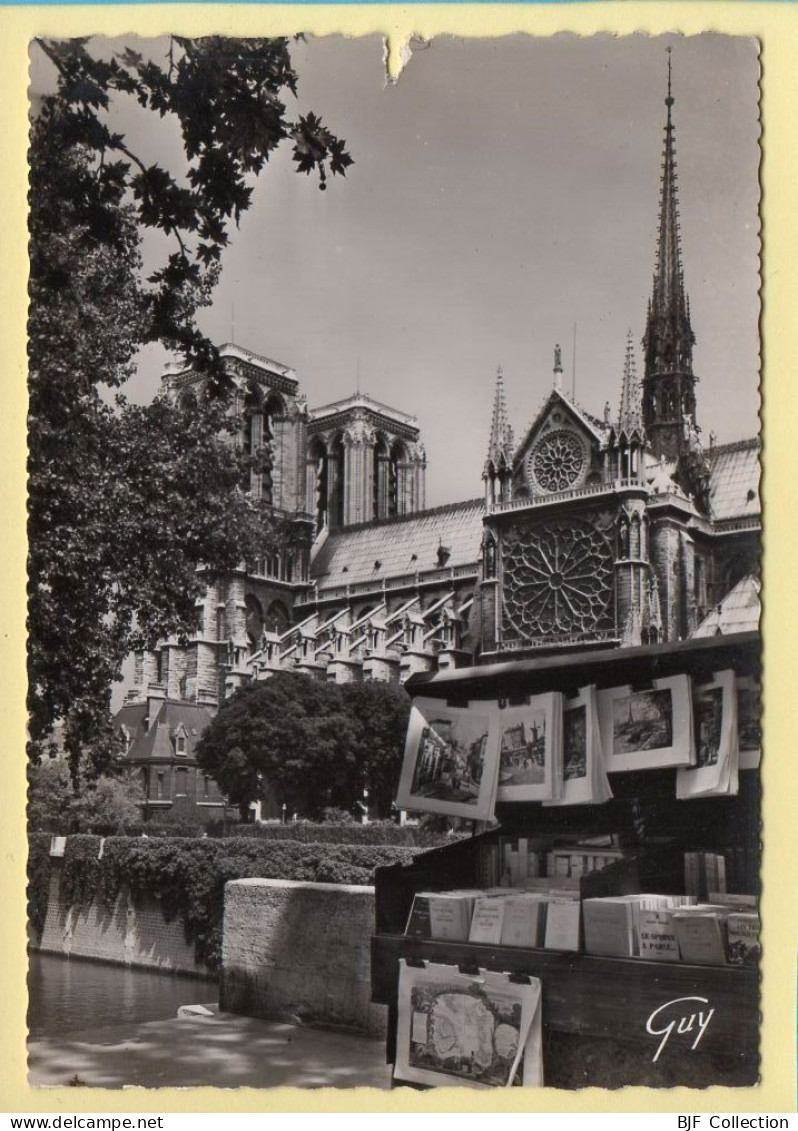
[82, 820, 461, 848]
[36, 835, 421, 969]
[220, 821, 420, 846]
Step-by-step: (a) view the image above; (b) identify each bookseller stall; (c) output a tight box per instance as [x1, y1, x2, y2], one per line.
[371, 631, 760, 1090]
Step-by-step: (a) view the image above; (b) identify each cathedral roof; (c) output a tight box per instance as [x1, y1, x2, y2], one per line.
[691, 574, 760, 637]
[708, 437, 760, 521]
[310, 392, 419, 432]
[310, 499, 485, 591]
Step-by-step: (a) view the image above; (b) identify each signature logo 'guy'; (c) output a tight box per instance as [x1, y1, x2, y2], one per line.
[645, 995, 715, 1062]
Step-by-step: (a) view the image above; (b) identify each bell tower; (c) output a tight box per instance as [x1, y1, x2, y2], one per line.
[642, 52, 698, 463]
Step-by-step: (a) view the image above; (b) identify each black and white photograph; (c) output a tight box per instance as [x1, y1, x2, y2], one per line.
[599, 675, 695, 772]
[676, 669, 739, 799]
[694, 688, 724, 768]
[25, 28, 762, 1096]
[395, 697, 501, 819]
[500, 710, 548, 786]
[544, 685, 612, 807]
[737, 675, 762, 770]
[496, 693, 562, 803]
[613, 689, 674, 756]
[410, 715, 489, 802]
[394, 960, 543, 1089]
[563, 705, 588, 782]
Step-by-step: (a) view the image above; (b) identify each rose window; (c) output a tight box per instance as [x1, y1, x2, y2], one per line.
[502, 518, 614, 641]
[528, 430, 586, 493]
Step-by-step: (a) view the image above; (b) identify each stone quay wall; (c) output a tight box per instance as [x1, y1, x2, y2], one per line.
[37, 860, 213, 979]
[220, 878, 386, 1038]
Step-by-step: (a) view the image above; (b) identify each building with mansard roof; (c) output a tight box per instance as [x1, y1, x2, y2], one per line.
[116, 68, 760, 819]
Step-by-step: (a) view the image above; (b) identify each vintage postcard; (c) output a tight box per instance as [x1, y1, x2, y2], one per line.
[394, 960, 543, 1088]
[677, 669, 739, 798]
[545, 684, 612, 806]
[599, 675, 694, 772]
[496, 692, 562, 803]
[737, 674, 762, 771]
[395, 697, 501, 819]
[13, 17, 786, 1113]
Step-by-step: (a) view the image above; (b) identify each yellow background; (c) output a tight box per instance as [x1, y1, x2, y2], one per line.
[2, 2, 793, 1114]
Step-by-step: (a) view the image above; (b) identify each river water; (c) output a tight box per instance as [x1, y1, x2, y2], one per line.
[27, 953, 216, 1039]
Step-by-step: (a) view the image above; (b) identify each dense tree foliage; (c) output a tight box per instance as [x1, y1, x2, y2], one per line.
[196, 673, 410, 819]
[28, 37, 352, 774]
[27, 758, 145, 832]
[338, 680, 413, 816]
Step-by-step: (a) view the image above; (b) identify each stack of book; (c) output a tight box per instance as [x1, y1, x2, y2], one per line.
[582, 894, 696, 959]
[405, 886, 582, 952]
[684, 851, 728, 900]
[582, 893, 759, 966]
[479, 835, 627, 889]
[404, 885, 758, 965]
[405, 891, 480, 941]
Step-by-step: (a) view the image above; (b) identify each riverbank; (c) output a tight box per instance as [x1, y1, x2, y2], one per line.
[28, 1009, 393, 1090]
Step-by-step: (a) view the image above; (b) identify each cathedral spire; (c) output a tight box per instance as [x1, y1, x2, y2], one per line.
[484, 365, 513, 470]
[483, 365, 514, 503]
[618, 330, 644, 439]
[642, 49, 698, 462]
[651, 50, 689, 335]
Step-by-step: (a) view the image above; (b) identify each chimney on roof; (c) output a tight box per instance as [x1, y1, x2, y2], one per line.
[145, 686, 166, 733]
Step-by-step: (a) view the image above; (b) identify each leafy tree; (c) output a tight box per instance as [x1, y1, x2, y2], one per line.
[70, 773, 146, 832]
[32, 36, 352, 377]
[339, 681, 411, 816]
[196, 673, 410, 819]
[28, 37, 353, 774]
[27, 759, 74, 833]
[196, 672, 360, 819]
[27, 759, 145, 832]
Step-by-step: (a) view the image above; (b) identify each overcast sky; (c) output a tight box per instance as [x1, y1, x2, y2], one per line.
[32, 32, 760, 511]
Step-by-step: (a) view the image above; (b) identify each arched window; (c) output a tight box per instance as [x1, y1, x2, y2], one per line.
[373, 435, 390, 520]
[618, 518, 630, 559]
[177, 388, 198, 412]
[630, 515, 641, 558]
[308, 438, 328, 530]
[388, 441, 407, 518]
[261, 394, 285, 505]
[245, 594, 265, 650]
[483, 535, 497, 579]
[330, 436, 345, 528]
[265, 600, 290, 635]
[240, 387, 263, 493]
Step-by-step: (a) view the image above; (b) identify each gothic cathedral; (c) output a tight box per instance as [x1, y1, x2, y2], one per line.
[121, 66, 760, 737]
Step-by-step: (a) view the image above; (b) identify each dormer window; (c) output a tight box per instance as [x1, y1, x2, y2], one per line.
[174, 725, 188, 756]
[119, 725, 132, 755]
